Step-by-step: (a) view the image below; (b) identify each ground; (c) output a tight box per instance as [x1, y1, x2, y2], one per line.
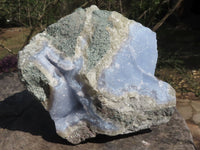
[176, 99, 200, 149]
[0, 28, 29, 59]
[156, 24, 200, 149]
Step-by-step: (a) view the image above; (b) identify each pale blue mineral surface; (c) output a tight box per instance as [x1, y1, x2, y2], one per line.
[18, 5, 176, 144]
[98, 22, 173, 104]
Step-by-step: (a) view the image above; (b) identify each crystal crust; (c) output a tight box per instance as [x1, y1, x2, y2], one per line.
[18, 5, 176, 144]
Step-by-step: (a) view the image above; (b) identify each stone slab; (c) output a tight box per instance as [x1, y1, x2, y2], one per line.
[0, 90, 196, 150]
[0, 72, 25, 101]
[176, 104, 193, 120]
[191, 101, 200, 112]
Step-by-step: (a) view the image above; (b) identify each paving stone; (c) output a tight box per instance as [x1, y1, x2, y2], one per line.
[192, 113, 200, 124]
[0, 72, 25, 101]
[186, 121, 200, 150]
[191, 101, 200, 112]
[176, 105, 193, 120]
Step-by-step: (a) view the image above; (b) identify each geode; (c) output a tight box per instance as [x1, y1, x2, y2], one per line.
[18, 5, 176, 144]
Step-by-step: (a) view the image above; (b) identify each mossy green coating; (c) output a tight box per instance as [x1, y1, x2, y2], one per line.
[86, 10, 112, 70]
[46, 8, 86, 57]
[21, 64, 49, 102]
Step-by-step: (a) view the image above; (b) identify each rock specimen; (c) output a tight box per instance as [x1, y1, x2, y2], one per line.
[18, 5, 176, 144]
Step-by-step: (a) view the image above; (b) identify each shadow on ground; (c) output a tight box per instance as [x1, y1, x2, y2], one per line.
[0, 90, 151, 145]
[0, 90, 69, 144]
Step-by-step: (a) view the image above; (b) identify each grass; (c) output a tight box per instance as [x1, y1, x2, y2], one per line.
[156, 67, 200, 99]
[157, 25, 200, 69]
[156, 24, 200, 99]
[0, 27, 40, 60]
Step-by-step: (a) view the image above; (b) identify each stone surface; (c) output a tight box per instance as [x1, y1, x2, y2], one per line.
[0, 91, 195, 150]
[176, 103, 193, 120]
[18, 5, 176, 143]
[176, 99, 200, 149]
[187, 121, 200, 149]
[191, 101, 200, 112]
[192, 113, 200, 124]
[0, 72, 25, 101]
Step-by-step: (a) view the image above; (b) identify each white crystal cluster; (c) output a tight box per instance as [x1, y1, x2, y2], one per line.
[18, 5, 176, 144]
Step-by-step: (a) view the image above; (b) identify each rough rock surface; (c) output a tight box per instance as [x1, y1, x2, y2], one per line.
[18, 5, 176, 144]
[0, 72, 25, 101]
[0, 91, 195, 150]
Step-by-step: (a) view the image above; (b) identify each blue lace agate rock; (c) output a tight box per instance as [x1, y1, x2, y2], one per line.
[18, 5, 176, 144]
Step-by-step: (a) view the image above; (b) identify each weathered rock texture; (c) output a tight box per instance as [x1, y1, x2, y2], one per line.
[0, 72, 25, 101]
[18, 5, 176, 144]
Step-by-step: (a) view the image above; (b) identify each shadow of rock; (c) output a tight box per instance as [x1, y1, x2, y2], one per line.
[0, 90, 151, 145]
[85, 129, 151, 144]
[0, 90, 69, 144]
